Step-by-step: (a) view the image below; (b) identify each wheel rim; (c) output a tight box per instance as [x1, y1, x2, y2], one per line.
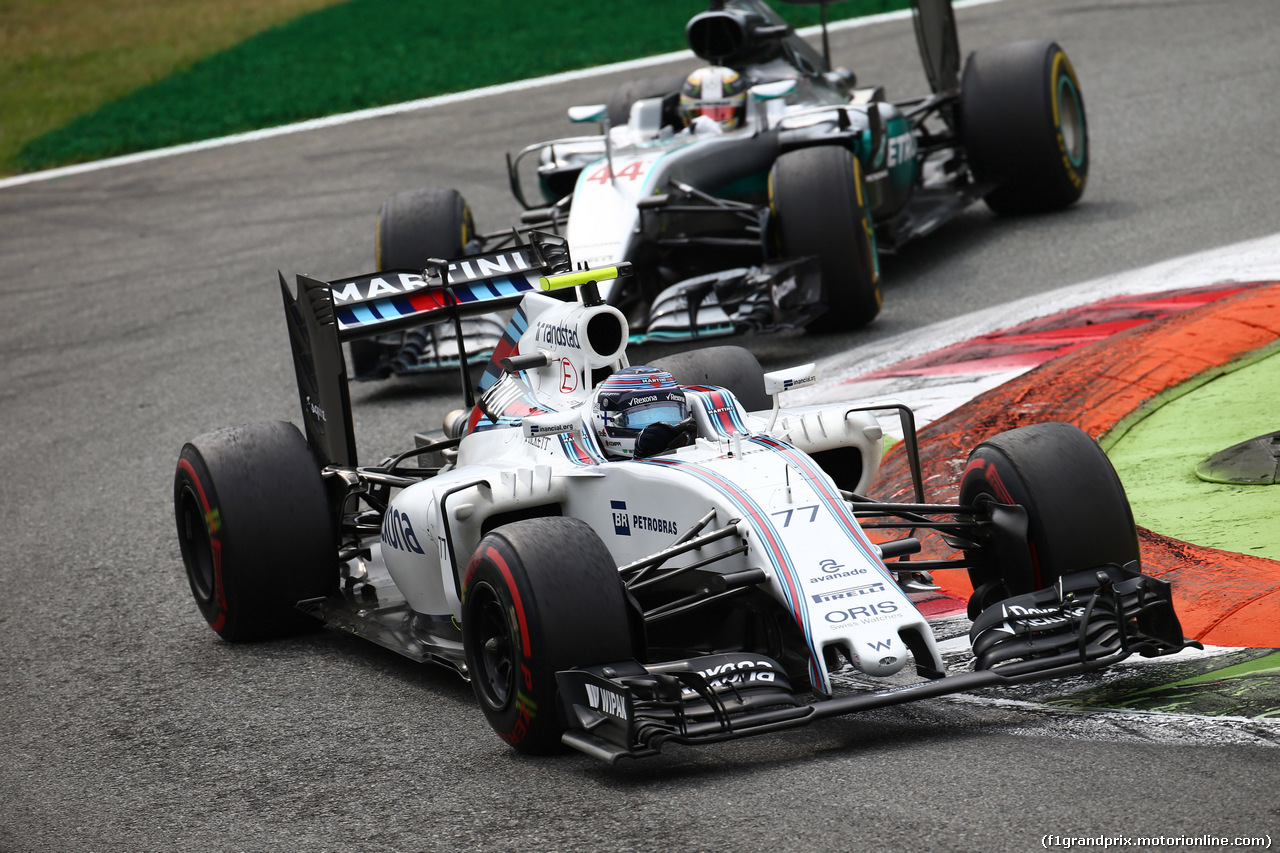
[177, 486, 216, 605]
[470, 582, 516, 711]
[1056, 75, 1085, 168]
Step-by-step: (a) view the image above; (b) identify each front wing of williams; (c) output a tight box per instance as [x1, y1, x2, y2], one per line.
[173, 235, 1198, 762]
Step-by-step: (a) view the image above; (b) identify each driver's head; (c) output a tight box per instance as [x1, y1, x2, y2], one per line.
[679, 66, 747, 131]
[592, 367, 688, 459]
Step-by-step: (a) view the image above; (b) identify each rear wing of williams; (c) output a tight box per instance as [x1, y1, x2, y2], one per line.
[279, 232, 572, 469]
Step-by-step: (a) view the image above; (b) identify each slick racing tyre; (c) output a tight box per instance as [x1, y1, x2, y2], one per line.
[605, 74, 686, 128]
[960, 40, 1088, 215]
[769, 145, 881, 332]
[174, 421, 338, 642]
[959, 422, 1139, 618]
[462, 517, 636, 754]
[360, 187, 477, 379]
[651, 345, 769, 412]
[375, 186, 475, 272]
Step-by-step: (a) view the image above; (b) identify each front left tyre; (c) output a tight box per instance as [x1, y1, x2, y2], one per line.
[958, 422, 1139, 617]
[174, 421, 337, 641]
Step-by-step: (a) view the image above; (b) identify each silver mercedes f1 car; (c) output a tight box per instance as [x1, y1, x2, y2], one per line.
[174, 232, 1197, 761]
[353, 0, 1089, 378]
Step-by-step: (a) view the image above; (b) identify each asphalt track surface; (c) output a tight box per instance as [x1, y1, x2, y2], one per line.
[3, 1, 1279, 850]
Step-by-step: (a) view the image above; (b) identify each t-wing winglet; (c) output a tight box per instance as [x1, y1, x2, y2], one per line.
[280, 271, 358, 469]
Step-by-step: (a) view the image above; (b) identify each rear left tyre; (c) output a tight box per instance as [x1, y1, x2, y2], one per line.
[174, 421, 338, 641]
[651, 344, 769, 412]
[960, 40, 1088, 215]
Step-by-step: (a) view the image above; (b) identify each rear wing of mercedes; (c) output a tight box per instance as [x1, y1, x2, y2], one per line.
[279, 232, 571, 469]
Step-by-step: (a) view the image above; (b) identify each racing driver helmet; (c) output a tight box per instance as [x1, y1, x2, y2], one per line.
[592, 366, 688, 459]
[679, 66, 747, 132]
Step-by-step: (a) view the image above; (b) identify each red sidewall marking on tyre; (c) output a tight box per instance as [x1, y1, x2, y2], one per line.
[488, 547, 531, 657]
[177, 457, 226, 632]
[871, 282, 1280, 646]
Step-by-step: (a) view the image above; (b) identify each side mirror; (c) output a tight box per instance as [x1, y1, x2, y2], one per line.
[751, 80, 797, 101]
[762, 363, 817, 397]
[568, 104, 608, 123]
[762, 363, 817, 431]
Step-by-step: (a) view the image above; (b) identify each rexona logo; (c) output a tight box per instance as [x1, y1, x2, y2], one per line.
[584, 683, 629, 720]
[381, 508, 425, 554]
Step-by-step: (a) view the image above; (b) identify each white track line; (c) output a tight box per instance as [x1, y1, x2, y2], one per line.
[0, 0, 1004, 191]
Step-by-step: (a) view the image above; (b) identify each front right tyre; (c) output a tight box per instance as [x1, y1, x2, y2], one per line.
[461, 517, 636, 754]
[769, 145, 882, 332]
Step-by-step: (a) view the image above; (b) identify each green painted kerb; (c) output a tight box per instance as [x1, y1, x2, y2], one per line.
[1047, 650, 1280, 718]
[1104, 344, 1280, 561]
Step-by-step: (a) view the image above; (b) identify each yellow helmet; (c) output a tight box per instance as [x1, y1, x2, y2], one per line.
[679, 66, 747, 131]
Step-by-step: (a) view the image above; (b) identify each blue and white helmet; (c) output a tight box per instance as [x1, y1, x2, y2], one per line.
[592, 367, 688, 459]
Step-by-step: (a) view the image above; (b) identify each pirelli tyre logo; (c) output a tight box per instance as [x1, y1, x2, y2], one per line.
[811, 581, 887, 604]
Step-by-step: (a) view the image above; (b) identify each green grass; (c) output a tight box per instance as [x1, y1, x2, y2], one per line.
[0, 0, 349, 176]
[10, 0, 911, 175]
[1107, 347, 1280, 561]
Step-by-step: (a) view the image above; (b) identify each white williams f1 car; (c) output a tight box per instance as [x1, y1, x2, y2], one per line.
[175, 233, 1196, 761]
[355, 0, 1089, 377]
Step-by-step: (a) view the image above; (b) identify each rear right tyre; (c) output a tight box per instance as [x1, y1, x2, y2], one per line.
[174, 421, 338, 642]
